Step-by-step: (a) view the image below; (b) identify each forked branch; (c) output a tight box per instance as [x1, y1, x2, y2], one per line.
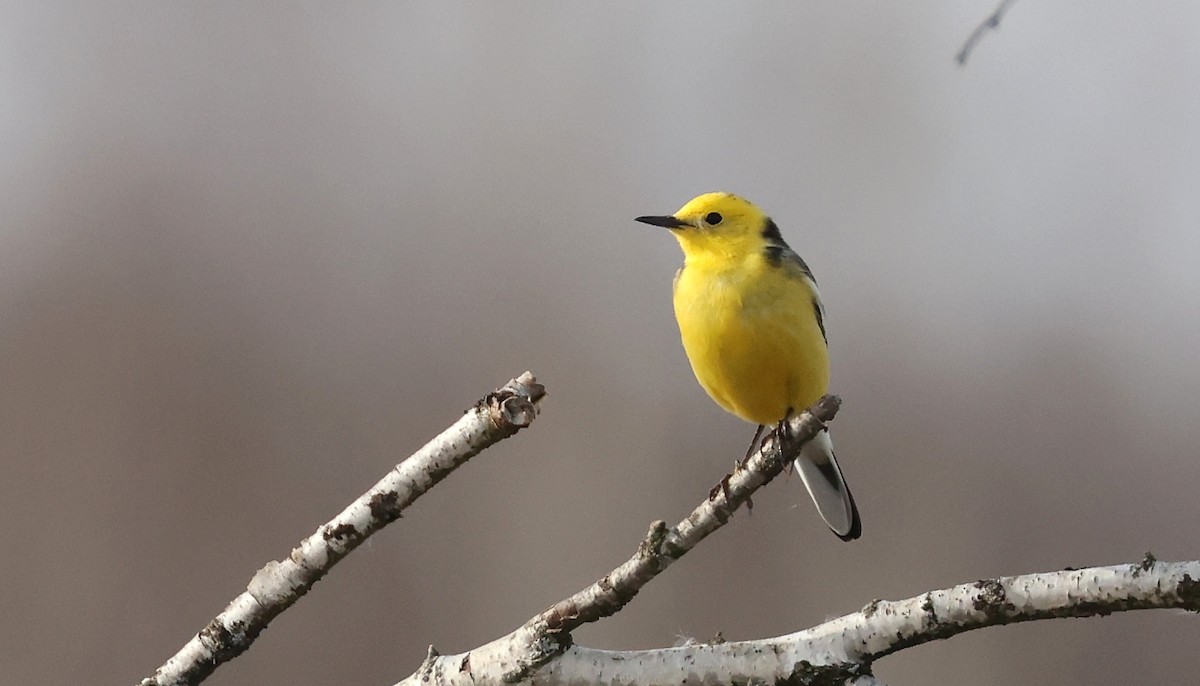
[404, 556, 1200, 686]
[402, 396, 846, 685]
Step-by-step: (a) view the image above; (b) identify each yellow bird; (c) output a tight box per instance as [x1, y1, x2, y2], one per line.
[637, 192, 861, 540]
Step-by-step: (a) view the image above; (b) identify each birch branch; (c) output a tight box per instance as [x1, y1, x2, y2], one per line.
[139, 372, 546, 686]
[401, 395, 843, 686]
[957, 0, 1017, 65]
[406, 556, 1200, 686]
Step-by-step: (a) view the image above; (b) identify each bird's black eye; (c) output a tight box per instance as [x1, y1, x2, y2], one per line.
[705, 212, 723, 225]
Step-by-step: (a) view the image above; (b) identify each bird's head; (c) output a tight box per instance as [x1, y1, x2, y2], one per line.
[636, 192, 769, 260]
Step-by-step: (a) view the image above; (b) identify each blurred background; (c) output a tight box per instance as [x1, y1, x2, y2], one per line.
[1, 2, 1197, 684]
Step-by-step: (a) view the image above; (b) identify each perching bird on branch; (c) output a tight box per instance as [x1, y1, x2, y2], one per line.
[637, 193, 861, 540]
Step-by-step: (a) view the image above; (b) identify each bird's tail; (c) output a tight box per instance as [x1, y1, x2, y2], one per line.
[794, 429, 861, 541]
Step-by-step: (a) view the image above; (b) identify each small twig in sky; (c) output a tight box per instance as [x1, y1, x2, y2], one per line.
[957, 0, 1018, 65]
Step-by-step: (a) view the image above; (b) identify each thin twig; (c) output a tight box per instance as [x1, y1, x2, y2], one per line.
[139, 372, 546, 686]
[402, 395, 843, 686]
[406, 556, 1200, 686]
[957, 0, 1018, 65]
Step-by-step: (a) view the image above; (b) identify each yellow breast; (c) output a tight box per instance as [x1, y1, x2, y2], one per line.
[673, 253, 829, 426]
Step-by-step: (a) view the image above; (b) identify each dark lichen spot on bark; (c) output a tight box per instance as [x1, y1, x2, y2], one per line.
[198, 620, 232, 647]
[861, 599, 881, 618]
[972, 579, 1015, 620]
[369, 491, 403, 523]
[1177, 573, 1200, 610]
[323, 523, 358, 541]
[198, 619, 254, 662]
[921, 593, 939, 625]
[1132, 551, 1158, 577]
[778, 659, 867, 686]
[474, 391, 504, 413]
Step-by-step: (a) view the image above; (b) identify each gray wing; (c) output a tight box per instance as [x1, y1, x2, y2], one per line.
[761, 218, 827, 344]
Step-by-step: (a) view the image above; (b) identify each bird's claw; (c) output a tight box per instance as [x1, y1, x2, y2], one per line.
[707, 474, 734, 504]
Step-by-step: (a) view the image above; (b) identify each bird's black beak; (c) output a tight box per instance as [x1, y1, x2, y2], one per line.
[635, 215, 688, 229]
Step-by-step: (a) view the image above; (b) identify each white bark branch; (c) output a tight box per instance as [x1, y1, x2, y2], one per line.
[399, 396, 845, 686]
[139, 372, 546, 686]
[405, 556, 1199, 686]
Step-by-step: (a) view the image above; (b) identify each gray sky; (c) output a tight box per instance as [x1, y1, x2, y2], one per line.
[1, 3, 1197, 684]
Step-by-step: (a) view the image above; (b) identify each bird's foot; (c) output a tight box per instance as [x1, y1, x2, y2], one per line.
[708, 473, 736, 505]
[738, 424, 769, 469]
